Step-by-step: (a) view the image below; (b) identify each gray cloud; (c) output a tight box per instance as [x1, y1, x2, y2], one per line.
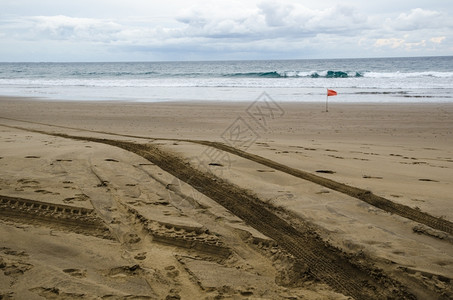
[385, 8, 448, 31]
[175, 2, 369, 40]
[29, 15, 122, 41]
[0, 0, 452, 61]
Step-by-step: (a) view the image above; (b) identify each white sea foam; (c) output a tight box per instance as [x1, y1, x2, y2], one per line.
[363, 71, 453, 78]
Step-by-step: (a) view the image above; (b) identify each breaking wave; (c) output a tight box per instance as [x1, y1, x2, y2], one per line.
[225, 70, 363, 78]
[223, 70, 453, 79]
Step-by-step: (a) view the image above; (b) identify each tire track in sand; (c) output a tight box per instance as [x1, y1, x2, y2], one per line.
[1, 117, 450, 235]
[0, 195, 111, 238]
[194, 141, 453, 235]
[42, 134, 413, 299]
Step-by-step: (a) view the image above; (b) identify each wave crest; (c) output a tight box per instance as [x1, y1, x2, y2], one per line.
[223, 70, 453, 79]
[225, 70, 363, 78]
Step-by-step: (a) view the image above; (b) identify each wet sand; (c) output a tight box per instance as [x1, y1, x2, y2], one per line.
[1, 96, 452, 299]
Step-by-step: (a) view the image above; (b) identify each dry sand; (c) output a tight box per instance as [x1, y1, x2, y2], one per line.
[0, 96, 452, 299]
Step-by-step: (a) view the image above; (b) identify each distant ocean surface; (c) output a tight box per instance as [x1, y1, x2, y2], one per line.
[0, 56, 452, 102]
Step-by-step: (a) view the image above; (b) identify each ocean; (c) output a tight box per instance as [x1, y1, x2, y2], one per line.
[0, 56, 452, 102]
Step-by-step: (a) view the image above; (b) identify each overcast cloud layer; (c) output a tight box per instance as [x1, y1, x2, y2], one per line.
[1, 0, 452, 61]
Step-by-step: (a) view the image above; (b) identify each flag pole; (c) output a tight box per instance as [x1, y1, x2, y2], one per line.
[325, 88, 328, 112]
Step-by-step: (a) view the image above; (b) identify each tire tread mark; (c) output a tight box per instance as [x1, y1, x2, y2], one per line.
[0, 195, 111, 238]
[195, 141, 453, 235]
[66, 137, 413, 300]
[1, 119, 450, 234]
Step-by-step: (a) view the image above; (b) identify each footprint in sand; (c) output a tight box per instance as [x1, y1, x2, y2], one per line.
[35, 189, 54, 194]
[62, 181, 76, 189]
[165, 265, 179, 278]
[134, 252, 147, 260]
[2, 249, 28, 257]
[209, 162, 224, 167]
[362, 175, 383, 179]
[411, 198, 426, 202]
[63, 268, 87, 278]
[0, 253, 33, 278]
[63, 193, 90, 203]
[124, 233, 141, 244]
[30, 287, 86, 299]
[316, 170, 336, 174]
[106, 265, 144, 277]
[316, 189, 330, 194]
[257, 169, 275, 173]
[328, 155, 344, 159]
[353, 157, 369, 161]
[18, 179, 40, 185]
[418, 178, 439, 182]
[105, 158, 119, 162]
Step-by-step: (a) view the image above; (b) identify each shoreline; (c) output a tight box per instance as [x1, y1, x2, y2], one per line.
[2, 94, 453, 104]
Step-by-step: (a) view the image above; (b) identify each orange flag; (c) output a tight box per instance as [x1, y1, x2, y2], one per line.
[327, 89, 337, 96]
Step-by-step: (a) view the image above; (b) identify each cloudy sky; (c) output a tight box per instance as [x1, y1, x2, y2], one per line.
[1, 0, 452, 61]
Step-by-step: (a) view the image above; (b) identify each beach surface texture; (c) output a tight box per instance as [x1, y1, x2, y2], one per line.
[1, 96, 452, 299]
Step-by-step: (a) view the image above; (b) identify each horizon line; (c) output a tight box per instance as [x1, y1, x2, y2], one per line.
[1, 55, 452, 64]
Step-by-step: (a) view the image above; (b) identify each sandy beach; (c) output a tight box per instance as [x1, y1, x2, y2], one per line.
[1, 96, 452, 299]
